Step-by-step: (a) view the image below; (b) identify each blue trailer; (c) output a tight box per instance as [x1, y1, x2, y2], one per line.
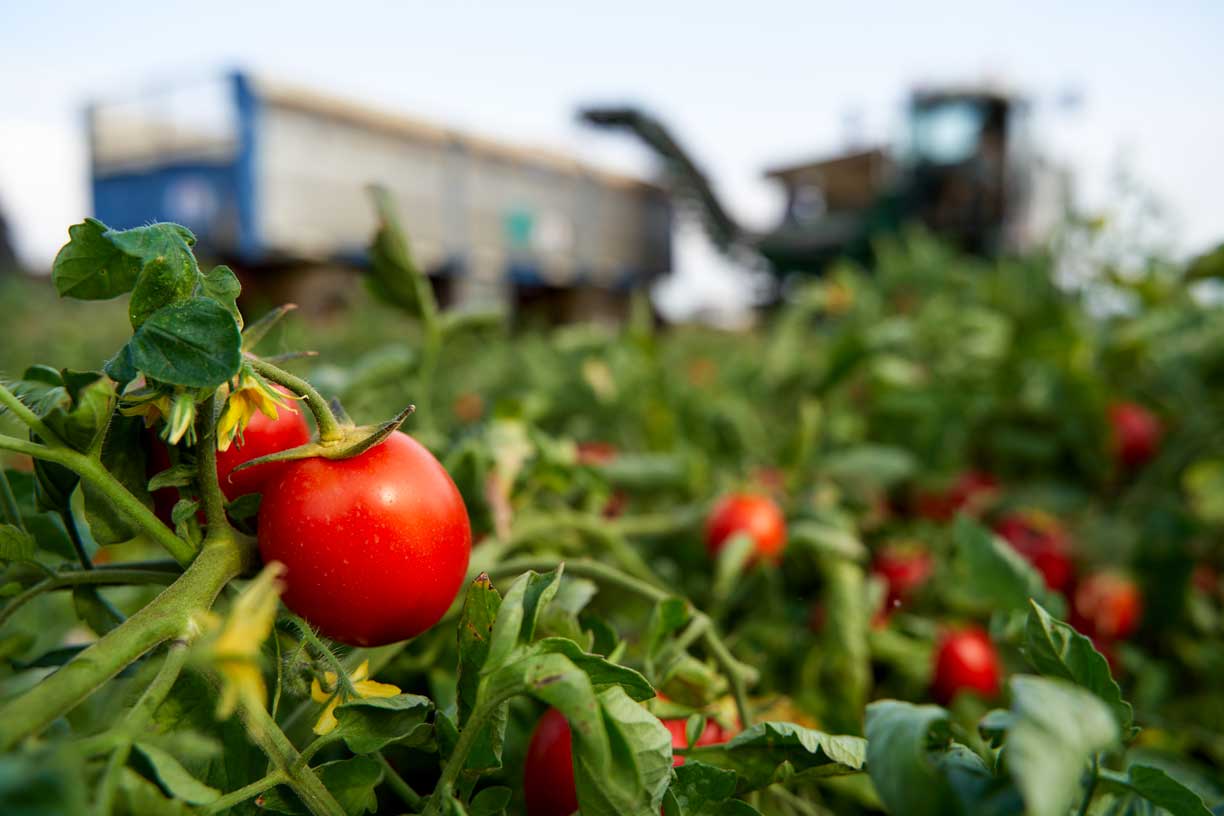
[88, 71, 672, 315]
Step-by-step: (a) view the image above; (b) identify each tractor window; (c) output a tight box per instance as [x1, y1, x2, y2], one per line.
[910, 101, 985, 166]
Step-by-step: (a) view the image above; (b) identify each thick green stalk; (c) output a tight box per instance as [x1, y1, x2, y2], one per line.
[0, 537, 251, 750]
[0, 433, 195, 566]
[236, 699, 345, 816]
[195, 394, 229, 531]
[818, 554, 869, 735]
[423, 693, 506, 816]
[249, 358, 343, 442]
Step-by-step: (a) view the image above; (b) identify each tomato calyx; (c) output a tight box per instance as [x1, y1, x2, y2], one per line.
[230, 403, 416, 475]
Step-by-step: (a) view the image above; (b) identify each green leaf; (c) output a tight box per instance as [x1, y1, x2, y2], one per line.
[2, 470, 74, 559]
[864, 701, 958, 816]
[201, 265, 243, 328]
[952, 515, 1063, 616]
[977, 709, 1012, 748]
[457, 573, 506, 772]
[789, 518, 867, 560]
[72, 586, 123, 636]
[0, 524, 36, 563]
[1006, 676, 1119, 816]
[147, 464, 196, 493]
[126, 297, 242, 389]
[1023, 600, 1135, 735]
[664, 762, 761, 816]
[368, 185, 436, 321]
[332, 693, 433, 755]
[690, 721, 867, 795]
[469, 786, 512, 816]
[83, 414, 154, 546]
[0, 748, 88, 816]
[518, 637, 656, 702]
[261, 756, 382, 816]
[482, 568, 562, 675]
[51, 218, 141, 300]
[117, 767, 195, 816]
[128, 246, 199, 329]
[822, 445, 917, 490]
[1098, 765, 1214, 816]
[132, 741, 221, 805]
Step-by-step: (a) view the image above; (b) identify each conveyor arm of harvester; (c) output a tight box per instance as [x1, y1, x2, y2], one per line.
[580, 107, 744, 252]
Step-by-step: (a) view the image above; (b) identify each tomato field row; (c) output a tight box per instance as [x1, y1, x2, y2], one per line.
[0, 203, 1222, 815]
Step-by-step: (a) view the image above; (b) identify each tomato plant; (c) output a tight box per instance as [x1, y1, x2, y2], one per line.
[0, 200, 1221, 816]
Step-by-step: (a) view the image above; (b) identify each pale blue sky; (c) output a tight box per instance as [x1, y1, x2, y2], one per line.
[2, 1, 1220, 308]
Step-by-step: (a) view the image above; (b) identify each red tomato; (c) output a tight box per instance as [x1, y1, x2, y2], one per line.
[216, 388, 312, 502]
[1109, 402, 1162, 469]
[705, 493, 787, 562]
[258, 431, 471, 646]
[914, 470, 998, 522]
[872, 544, 935, 612]
[993, 511, 1074, 592]
[1071, 572, 1142, 640]
[524, 708, 578, 816]
[576, 441, 618, 467]
[663, 716, 729, 766]
[932, 627, 1002, 705]
[147, 435, 178, 526]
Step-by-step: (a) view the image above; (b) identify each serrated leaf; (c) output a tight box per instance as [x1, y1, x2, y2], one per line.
[483, 568, 562, 675]
[126, 297, 242, 389]
[1006, 676, 1119, 816]
[665, 761, 761, 816]
[51, 218, 141, 300]
[864, 701, 958, 816]
[260, 756, 382, 815]
[133, 741, 220, 805]
[690, 721, 867, 795]
[332, 693, 432, 754]
[518, 637, 655, 702]
[1023, 600, 1134, 735]
[1098, 765, 1214, 816]
[0, 524, 36, 563]
[457, 574, 506, 772]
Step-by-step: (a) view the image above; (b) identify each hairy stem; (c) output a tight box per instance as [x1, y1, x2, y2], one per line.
[0, 381, 64, 445]
[0, 433, 195, 566]
[196, 394, 230, 533]
[236, 698, 346, 816]
[250, 358, 343, 442]
[0, 537, 252, 750]
[202, 770, 287, 814]
[423, 694, 503, 816]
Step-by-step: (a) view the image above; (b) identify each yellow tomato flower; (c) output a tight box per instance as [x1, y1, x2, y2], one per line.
[310, 660, 401, 736]
[216, 367, 295, 452]
[120, 388, 198, 446]
[196, 562, 286, 719]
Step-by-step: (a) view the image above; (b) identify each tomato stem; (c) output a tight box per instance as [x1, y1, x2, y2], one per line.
[250, 358, 344, 442]
[0, 537, 251, 750]
[0, 432, 196, 566]
[201, 770, 287, 814]
[0, 380, 66, 446]
[195, 393, 232, 535]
